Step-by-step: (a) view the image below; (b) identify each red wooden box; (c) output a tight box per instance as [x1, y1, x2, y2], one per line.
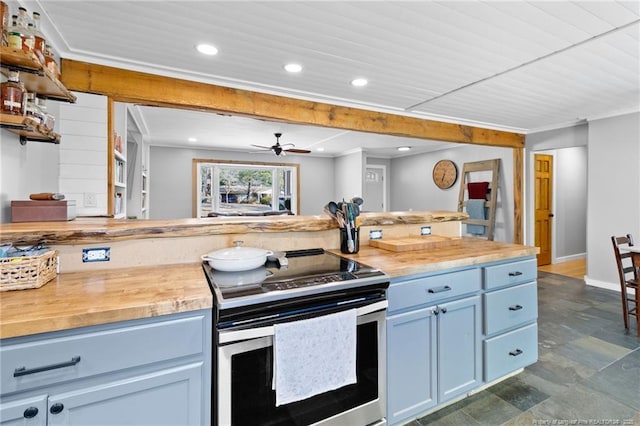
[11, 200, 76, 222]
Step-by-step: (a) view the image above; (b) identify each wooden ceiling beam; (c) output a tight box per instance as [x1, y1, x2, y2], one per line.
[60, 59, 524, 148]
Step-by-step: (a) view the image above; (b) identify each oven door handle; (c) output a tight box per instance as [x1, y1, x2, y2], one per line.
[218, 300, 387, 344]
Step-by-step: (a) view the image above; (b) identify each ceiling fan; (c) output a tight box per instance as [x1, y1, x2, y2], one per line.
[251, 133, 311, 156]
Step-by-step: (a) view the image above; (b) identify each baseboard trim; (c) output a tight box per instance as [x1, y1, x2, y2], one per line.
[553, 253, 586, 263]
[584, 276, 619, 292]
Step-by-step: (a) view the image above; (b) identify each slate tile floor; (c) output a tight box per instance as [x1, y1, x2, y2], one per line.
[410, 271, 640, 426]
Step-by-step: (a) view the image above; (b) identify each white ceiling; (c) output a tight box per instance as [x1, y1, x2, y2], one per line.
[21, 0, 640, 157]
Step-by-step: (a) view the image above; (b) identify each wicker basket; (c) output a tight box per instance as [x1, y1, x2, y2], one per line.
[0, 250, 58, 291]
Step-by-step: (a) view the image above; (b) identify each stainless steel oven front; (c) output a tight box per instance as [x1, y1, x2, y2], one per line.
[216, 300, 387, 426]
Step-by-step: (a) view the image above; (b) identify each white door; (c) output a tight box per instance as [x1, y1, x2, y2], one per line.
[364, 166, 386, 212]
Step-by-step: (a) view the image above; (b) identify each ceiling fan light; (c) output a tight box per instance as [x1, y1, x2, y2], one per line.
[284, 63, 303, 73]
[196, 43, 218, 55]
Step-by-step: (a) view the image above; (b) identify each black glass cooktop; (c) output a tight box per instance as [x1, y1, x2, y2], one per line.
[203, 248, 388, 309]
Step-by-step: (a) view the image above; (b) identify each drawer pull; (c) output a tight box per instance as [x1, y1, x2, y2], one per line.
[13, 356, 81, 377]
[23, 407, 39, 419]
[508, 271, 523, 277]
[50, 403, 64, 415]
[508, 304, 523, 311]
[509, 349, 523, 356]
[427, 285, 452, 294]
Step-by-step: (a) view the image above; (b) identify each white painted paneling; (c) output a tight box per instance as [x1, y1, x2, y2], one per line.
[24, 0, 638, 138]
[57, 92, 109, 216]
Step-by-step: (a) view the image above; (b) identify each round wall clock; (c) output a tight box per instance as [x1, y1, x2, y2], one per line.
[432, 159, 458, 189]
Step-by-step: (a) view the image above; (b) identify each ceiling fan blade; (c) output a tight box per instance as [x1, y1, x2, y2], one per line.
[250, 144, 272, 149]
[285, 148, 312, 154]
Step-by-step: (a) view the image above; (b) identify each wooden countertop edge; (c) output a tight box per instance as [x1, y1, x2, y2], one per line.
[0, 263, 213, 340]
[0, 298, 212, 340]
[0, 211, 468, 245]
[382, 247, 539, 278]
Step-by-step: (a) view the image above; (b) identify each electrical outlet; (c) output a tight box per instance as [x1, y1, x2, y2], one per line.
[369, 229, 383, 240]
[421, 226, 432, 236]
[82, 247, 110, 262]
[84, 192, 97, 207]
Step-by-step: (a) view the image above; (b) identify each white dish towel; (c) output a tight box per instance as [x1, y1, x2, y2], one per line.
[273, 309, 357, 407]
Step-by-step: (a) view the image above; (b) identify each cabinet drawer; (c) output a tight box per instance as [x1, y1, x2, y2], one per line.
[483, 258, 537, 290]
[484, 323, 537, 382]
[484, 282, 537, 335]
[389, 268, 481, 313]
[1, 313, 205, 395]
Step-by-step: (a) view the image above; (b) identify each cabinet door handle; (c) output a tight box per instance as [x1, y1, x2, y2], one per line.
[427, 285, 451, 294]
[13, 356, 81, 377]
[50, 403, 64, 415]
[509, 349, 523, 356]
[508, 271, 523, 277]
[508, 304, 523, 311]
[23, 407, 39, 419]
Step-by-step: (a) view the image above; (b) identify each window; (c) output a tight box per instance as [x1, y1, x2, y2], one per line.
[193, 159, 299, 218]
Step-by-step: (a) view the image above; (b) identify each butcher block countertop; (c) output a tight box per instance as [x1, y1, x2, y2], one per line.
[0, 263, 212, 340]
[0, 238, 536, 340]
[0, 210, 467, 245]
[335, 237, 539, 279]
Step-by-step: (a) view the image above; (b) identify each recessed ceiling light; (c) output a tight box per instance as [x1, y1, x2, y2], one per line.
[196, 43, 218, 55]
[284, 63, 303, 73]
[188, 137, 198, 142]
[351, 78, 368, 87]
[397, 146, 411, 151]
[316, 147, 325, 152]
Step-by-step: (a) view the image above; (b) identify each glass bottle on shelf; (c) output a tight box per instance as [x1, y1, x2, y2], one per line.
[1, 70, 25, 115]
[7, 14, 22, 50]
[31, 12, 46, 63]
[36, 96, 55, 130]
[24, 93, 44, 124]
[16, 7, 33, 52]
[43, 44, 60, 78]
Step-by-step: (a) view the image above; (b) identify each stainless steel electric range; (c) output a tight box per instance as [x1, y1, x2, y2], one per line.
[203, 248, 390, 426]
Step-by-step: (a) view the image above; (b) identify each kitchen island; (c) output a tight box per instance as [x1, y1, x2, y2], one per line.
[0, 211, 537, 426]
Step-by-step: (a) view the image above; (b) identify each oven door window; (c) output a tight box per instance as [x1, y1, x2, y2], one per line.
[227, 321, 378, 426]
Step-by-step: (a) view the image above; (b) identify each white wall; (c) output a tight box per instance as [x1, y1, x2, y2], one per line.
[555, 147, 587, 258]
[389, 145, 514, 242]
[585, 112, 640, 290]
[334, 151, 365, 204]
[0, 129, 60, 223]
[149, 146, 336, 219]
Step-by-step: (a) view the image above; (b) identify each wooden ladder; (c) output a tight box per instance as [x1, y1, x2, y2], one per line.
[457, 159, 500, 241]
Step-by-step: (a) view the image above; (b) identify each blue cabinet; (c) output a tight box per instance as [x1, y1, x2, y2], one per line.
[387, 307, 437, 424]
[0, 310, 211, 426]
[482, 258, 538, 382]
[387, 256, 537, 425]
[437, 295, 482, 403]
[387, 269, 482, 425]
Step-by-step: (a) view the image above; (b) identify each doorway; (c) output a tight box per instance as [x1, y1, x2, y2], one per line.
[364, 166, 387, 212]
[534, 154, 553, 266]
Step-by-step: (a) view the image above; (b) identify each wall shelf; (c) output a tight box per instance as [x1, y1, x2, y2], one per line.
[0, 113, 61, 144]
[0, 47, 76, 103]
